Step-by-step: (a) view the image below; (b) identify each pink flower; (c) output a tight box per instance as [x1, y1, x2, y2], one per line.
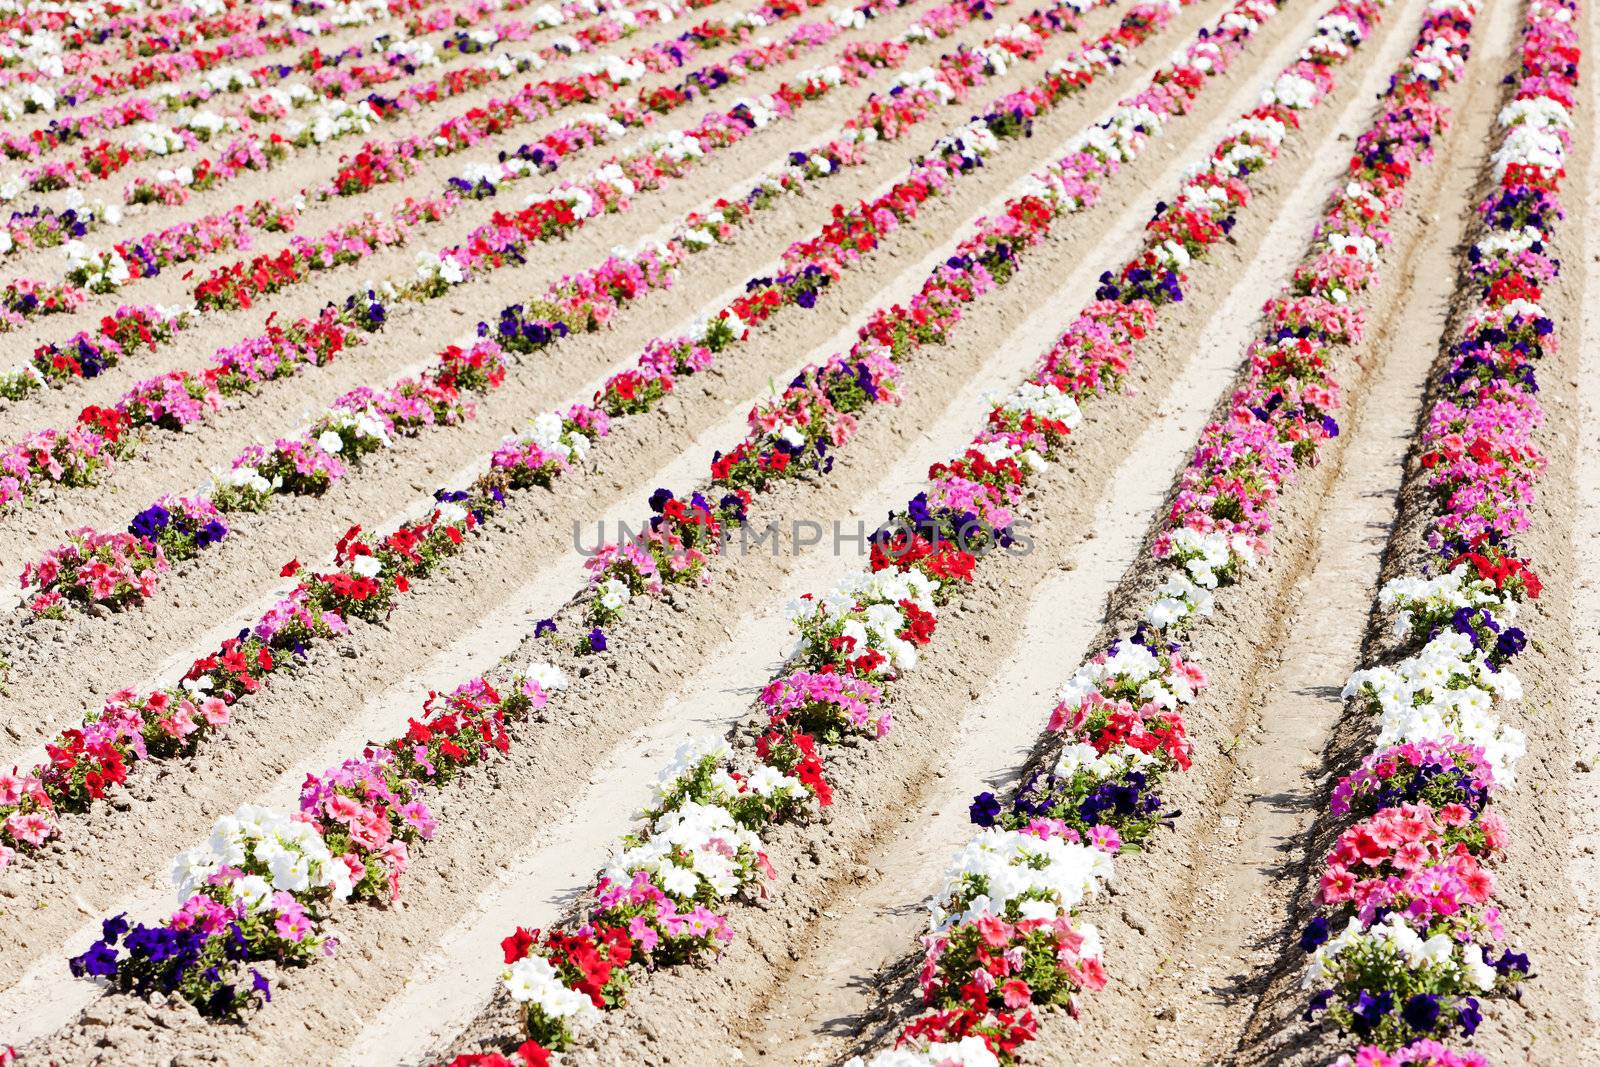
[399, 800, 437, 839]
[5, 811, 54, 846]
[627, 915, 660, 953]
[199, 697, 230, 726]
[325, 794, 362, 823]
[999, 978, 1031, 1009]
[275, 907, 312, 943]
[0, 772, 24, 806]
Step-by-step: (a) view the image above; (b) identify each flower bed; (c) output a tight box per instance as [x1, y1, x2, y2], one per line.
[1295, 2, 1576, 1061]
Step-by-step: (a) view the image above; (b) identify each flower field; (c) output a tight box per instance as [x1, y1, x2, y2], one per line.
[0, 0, 1592, 1062]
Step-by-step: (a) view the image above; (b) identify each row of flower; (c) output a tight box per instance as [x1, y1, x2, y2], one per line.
[1296, 2, 1576, 1064]
[2, 0, 1103, 611]
[0, 0, 728, 259]
[0, 0, 941, 403]
[0, 0, 693, 193]
[0, 0, 417, 105]
[5, 0, 451, 79]
[0, 0, 663, 146]
[0, 0, 427, 105]
[0, 0, 1143, 857]
[4, 0, 460, 75]
[0, 0, 842, 319]
[443, 0, 1473, 1058]
[0, 0, 232, 41]
[0, 0, 894, 323]
[832, 1, 1519, 1063]
[0, 0, 831, 207]
[6, 0, 769, 202]
[2, 15, 803, 319]
[0, 0, 946, 496]
[5, 2, 390, 81]
[3, 0, 371, 60]
[55, 0, 1285, 1023]
[0, 0, 708, 175]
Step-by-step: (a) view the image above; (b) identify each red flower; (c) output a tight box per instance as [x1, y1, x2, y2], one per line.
[501, 927, 536, 964]
[896, 601, 937, 645]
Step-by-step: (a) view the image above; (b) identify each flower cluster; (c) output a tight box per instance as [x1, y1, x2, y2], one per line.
[852, 1, 1505, 1061]
[19, 525, 169, 616]
[432, 0, 1462, 1060]
[0, 0, 885, 400]
[968, 635, 1200, 847]
[6, 0, 1122, 617]
[29, 5, 1452, 1061]
[0, 302, 370, 507]
[576, 0, 1194, 643]
[1296, 1, 1574, 1058]
[69, 669, 560, 1012]
[88, 0, 853, 209]
[0, 0, 399, 113]
[0, 0, 992, 507]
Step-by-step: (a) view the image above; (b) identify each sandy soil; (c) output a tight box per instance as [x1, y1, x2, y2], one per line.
[1, 0, 1596, 1062]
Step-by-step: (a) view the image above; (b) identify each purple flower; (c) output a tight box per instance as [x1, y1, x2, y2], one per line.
[195, 520, 228, 548]
[129, 503, 172, 538]
[1457, 996, 1482, 1035]
[1492, 948, 1530, 976]
[1401, 992, 1440, 1033]
[68, 939, 121, 980]
[1298, 916, 1329, 952]
[1350, 989, 1392, 1035]
[968, 791, 1001, 827]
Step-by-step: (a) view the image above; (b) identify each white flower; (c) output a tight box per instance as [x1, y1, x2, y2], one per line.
[173, 803, 345, 905]
[930, 827, 1114, 930]
[652, 737, 733, 804]
[220, 464, 272, 494]
[598, 577, 631, 611]
[602, 800, 761, 901]
[1323, 230, 1379, 262]
[524, 660, 568, 694]
[847, 1036, 1001, 1067]
[1264, 72, 1319, 109]
[1462, 943, 1497, 990]
[317, 430, 344, 454]
[747, 763, 801, 797]
[416, 251, 465, 286]
[502, 954, 602, 1028]
[1145, 571, 1214, 630]
[1346, 631, 1527, 783]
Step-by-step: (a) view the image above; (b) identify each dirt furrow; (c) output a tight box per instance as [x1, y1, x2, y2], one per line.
[1078, 2, 1523, 1059]
[0, 0, 948, 434]
[402, 0, 1465, 1061]
[0, 0, 1189, 760]
[721, 0, 1452, 1054]
[1222, 1, 1600, 1063]
[1561, 39, 1600, 1058]
[0, 5, 1235, 1057]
